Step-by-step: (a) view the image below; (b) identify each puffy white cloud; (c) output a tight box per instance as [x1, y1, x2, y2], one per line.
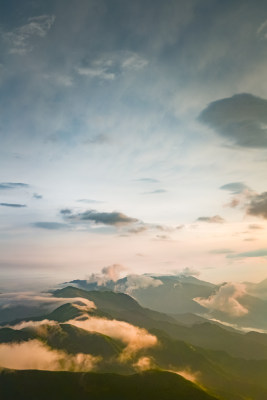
[194, 283, 248, 317]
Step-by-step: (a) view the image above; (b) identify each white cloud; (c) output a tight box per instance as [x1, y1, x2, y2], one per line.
[87, 264, 127, 286]
[4, 15, 55, 55]
[194, 283, 248, 317]
[116, 274, 162, 294]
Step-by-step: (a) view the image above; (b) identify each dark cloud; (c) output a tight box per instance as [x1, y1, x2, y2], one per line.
[0, 203, 26, 208]
[220, 182, 249, 194]
[199, 93, 267, 148]
[247, 192, 267, 219]
[0, 182, 29, 190]
[60, 209, 72, 215]
[65, 210, 138, 226]
[197, 215, 225, 223]
[33, 193, 43, 199]
[33, 222, 68, 230]
[227, 249, 267, 258]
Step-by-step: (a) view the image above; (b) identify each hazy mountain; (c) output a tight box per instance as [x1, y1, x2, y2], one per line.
[68, 275, 216, 314]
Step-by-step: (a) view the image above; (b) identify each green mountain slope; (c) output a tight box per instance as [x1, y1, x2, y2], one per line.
[0, 369, 218, 400]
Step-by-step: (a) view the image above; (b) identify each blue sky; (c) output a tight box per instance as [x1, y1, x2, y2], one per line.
[1, 0, 267, 288]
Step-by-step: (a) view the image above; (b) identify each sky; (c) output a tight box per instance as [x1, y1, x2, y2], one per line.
[0, 0, 267, 289]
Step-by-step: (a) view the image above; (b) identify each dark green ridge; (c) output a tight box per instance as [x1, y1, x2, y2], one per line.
[0, 369, 218, 400]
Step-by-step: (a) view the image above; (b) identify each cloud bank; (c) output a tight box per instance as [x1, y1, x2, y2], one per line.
[68, 316, 158, 359]
[0, 340, 99, 371]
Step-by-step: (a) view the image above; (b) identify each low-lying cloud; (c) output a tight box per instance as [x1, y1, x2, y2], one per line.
[68, 316, 158, 359]
[116, 275, 163, 294]
[0, 292, 96, 313]
[0, 340, 100, 371]
[194, 283, 248, 317]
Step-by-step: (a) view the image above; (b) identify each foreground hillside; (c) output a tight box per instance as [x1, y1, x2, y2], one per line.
[0, 369, 217, 400]
[1, 286, 267, 399]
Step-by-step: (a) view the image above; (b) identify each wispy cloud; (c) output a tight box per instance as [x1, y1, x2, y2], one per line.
[32, 222, 68, 230]
[4, 15, 55, 55]
[227, 249, 267, 258]
[0, 203, 26, 208]
[197, 215, 225, 223]
[0, 182, 29, 190]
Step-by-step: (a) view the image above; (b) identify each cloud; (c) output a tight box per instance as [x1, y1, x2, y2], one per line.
[257, 19, 267, 40]
[179, 267, 200, 277]
[142, 189, 167, 194]
[60, 209, 72, 215]
[247, 192, 267, 219]
[77, 67, 115, 81]
[4, 15, 55, 55]
[87, 264, 127, 286]
[210, 248, 234, 254]
[0, 183, 29, 190]
[32, 222, 68, 230]
[197, 215, 225, 223]
[0, 293, 96, 313]
[170, 369, 200, 383]
[84, 134, 110, 145]
[0, 340, 100, 371]
[227, 249, 267, 258]
[133, 356, 155, 371]
[77, 199, 104, 204]
[220, 182, 250, 194]
[199, 93, 267, 148]
[127, 226, 148, 234]
[0, 203, 26, 208]
[135, 178, 159, 183]
[116, 275, 163, 294]
[248, 224, 263, 230]
[68, 316, 158, 360]
[64, 209, 138, 226]
[76, 51, 148, 81]
[194, 283, 248, 317]
[33, 193, 43, 199]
